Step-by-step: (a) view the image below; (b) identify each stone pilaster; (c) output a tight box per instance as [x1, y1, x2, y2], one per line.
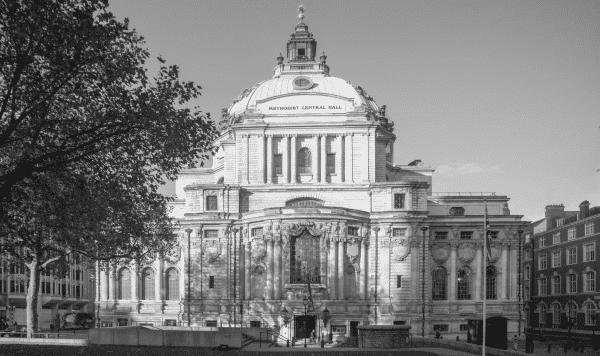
[266, 135, 273, 184]
[449, 242, 457, 301]
[290, 135, 297, 183]
[337, 240, 345, 299]
[320, 134, 327, 183]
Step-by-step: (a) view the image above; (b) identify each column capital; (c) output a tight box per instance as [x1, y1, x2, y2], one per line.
[266, 134, 274, 138]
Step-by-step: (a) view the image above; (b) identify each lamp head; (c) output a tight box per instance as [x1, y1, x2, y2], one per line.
[303, 296, 308, 306]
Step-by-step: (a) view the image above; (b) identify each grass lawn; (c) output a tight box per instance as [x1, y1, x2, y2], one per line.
[0, 344, 441, 356]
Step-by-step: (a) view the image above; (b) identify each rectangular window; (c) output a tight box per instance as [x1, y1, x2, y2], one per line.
[583, 242, 595, 262]
[567, 247, 577, 265]
[433, 324, 449, 332]
[75, 285, 81, 298]
[251, 227, 263, 237]
[394, 193, 405, 209]
[525, 234, 531, 244]
[396, 275, 402, 288]
[434, 232, 448, 240]
[347, 226, 359, 236]
[524, 286, 530, 300]
[524, 266, 530, 281]
[250, 321, 261, 328]
[584, 221, 594, 236]
[553, 233, 560, 244]
[205, 196, 218, 211]
[568, 228, 576, 240]
[539, 237, 546, 248]
[208, 276, 215, 289]
[568, 274, 577, 293]
[552, 276, 561, 295]
[204, 230, 218, 239]
[489, 231, 499, 239]
[551, 251, 561, 268]
[460, 231, 473, 240]
[326, 153, 335, 174]
[274, 154, 282, 175]
[539, 254, 547, 270]
[392, 228, 406, 237]
[584, 271, 595, 292]
[525, 249, 531, 260]
[538, 278, 547, 296]
[205, 320, 217, 327]
[331, 325, 346, 334]
[556, 218, 564, 227]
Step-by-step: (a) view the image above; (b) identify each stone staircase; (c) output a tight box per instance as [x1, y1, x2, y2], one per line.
[241, 334, 254, 348]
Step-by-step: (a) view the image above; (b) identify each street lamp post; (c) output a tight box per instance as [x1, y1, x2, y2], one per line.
[303, 297, 308, 348]
[374, 306, 378, 326]
[420, 226, 428, 338]
[185, 228, 193, 327]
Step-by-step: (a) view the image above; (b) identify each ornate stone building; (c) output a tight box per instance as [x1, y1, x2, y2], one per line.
[96, 12, 528, 339]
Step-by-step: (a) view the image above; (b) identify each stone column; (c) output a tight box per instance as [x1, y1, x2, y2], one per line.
[360, 240, 367, 300]
[274, 240, 281, 300]
[501, 242, 508, 300]
[245, 241, 252, 300]
[282, 135, 290, 183]
[312, 135, 319, 182]
[320, 235, 328, 286]
[338, 240, 345, 300]
[156, 257, 163, 301]
[100, 264, 107, 301]
[245, 134, 250, 184]
[258, 135, 265, 183]
[290, 135, 297, 183]
[132, 261, 139, 300]
[337, 134, 344, 182]
[267, 239, 274, 300]
[475, 242, 482, 300]
[266, 135, 273, 184]
[108, 265, 115, 300]
[347, 134, 353, 183]
[509, 241, 517, 299]
[328, 238, 337, 299]
[449, 243, 457, 301]
[410, 240, 419, 301]
[320, 134, 327, 183]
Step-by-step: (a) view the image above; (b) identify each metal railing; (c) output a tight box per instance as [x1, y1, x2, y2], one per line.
[432, 192, 497, 196]
[260, 329, 288, 348]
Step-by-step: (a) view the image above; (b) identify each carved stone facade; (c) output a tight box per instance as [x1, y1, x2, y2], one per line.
[95, 16, 528, 339]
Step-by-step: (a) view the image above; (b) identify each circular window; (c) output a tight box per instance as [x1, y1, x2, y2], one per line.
[293, 76, 313, 90]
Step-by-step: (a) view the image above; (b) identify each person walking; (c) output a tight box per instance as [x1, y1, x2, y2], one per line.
[513, 335, 518, 351]
[310, 329, 315, 344]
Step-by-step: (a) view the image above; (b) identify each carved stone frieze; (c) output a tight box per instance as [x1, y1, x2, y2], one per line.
[346, 241, 360, 264]
[251, 239, 267, 266]
[203, 239, 222, 264]
[431, 242, 450, 262]
[457, 242, 476, 263]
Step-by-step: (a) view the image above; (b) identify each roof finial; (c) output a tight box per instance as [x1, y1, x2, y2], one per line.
[298, 5, 305, 23]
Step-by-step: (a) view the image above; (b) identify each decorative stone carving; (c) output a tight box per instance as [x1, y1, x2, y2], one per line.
[457, 242, 476, 263]
[489, 243, 502, 263]
[346, 241, 360, 264]
[391, 238, 410, 261]
[203, 239, 222, 264]
[431, 243, 450, 262]
[251, 239, 267, 266]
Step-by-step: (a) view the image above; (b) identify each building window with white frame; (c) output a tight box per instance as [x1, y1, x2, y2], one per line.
[457, 266, 471, 300]
[297, 148, 312, 174]
[552, 275, 561, 295]
[251, 227, 263, 237]
[552, 232, 560, 244]
[273, 154, 283, 175]
[204, 230, 218, 239]
[460, 231, 473, 240]
[524, 265, 530, 281]
[538, 303, 547, 326]
[392, 228, 406, 237]
[568, 228, 576, 240]
[552, 303, 561, 326]
[525, 233, 531, 243]
[347, 226, 359, 236]
[583, 242, 595, 262]
[584, 221, 594, 236]
[551, 251, 561, 268]
[539, 254, 547, 270]
[540, 237, 546, 248]
[567, 247, 577, 265]
[584, 271, 595, 292]
[568, 273, 577, 294]
[206, 195, 218, 211]
[394, 193, 405, 209]
[326, 153, 335, 174]
[556, 218, 564, 227]
[538, 278, 547, 296]
[584, 302, 597, 326]
[434, 231, 448, 240]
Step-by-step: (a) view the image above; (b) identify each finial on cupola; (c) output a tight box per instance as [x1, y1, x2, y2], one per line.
[320, 52, 327, 64]
[277, 53, 284, 64]
[298, 5, 305, 23]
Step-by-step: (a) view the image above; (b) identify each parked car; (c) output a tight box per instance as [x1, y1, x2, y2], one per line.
[1, 325, 27, 337]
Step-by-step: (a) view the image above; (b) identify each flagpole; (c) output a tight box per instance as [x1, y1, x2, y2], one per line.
[482, 201, 488, 356]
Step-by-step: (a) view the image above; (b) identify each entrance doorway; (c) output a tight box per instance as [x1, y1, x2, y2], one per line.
[350, 321, 359, 337]
[295, 315, 316, 339]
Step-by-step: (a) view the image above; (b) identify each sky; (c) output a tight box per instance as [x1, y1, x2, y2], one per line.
[107, 0, 600, 222]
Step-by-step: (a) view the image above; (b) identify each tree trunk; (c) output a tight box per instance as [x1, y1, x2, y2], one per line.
[26, 259, 41, 338]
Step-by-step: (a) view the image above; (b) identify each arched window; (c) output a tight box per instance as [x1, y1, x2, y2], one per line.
[290, 233, 320, 283]
[584, 302, 597, 326]
[552, 303, 561, 326]
[165, 268, 180, 301]
[486, 266, 497, 300]
[141, 268, 155, 300]
[567, 301, 578, 329]
[297, 148, 312, 174]
[457, 266, 471, 300]
[118, 268, 131, 300]
[538, 303, 547, 328]
[432, 267, 447, 300]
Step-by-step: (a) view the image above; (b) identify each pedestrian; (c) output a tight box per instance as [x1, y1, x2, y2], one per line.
[513, 335, 518, 351]
[435, 331, 440, 339]
[310, 329, 315, 344]
[50, 323, 54, 333]
[467, 329, 472, 343]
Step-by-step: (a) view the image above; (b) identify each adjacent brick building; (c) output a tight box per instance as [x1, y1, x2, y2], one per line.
[523, 201, 600, 340]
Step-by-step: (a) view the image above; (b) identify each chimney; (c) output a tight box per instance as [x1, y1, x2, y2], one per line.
[579, 200, 590, 220]
[545, 204, 564, 230]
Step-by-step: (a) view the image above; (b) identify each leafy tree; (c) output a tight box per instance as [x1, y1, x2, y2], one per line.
[0, 0, 216, 337]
